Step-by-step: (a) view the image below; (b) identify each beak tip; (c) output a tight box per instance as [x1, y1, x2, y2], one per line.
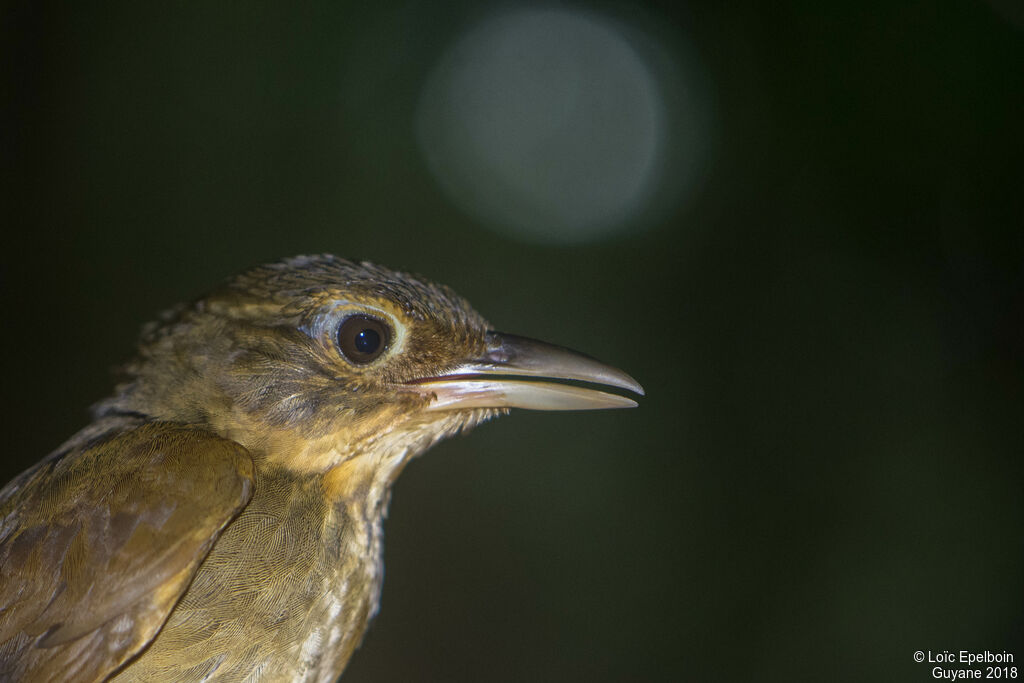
[612, 373, 644, 398]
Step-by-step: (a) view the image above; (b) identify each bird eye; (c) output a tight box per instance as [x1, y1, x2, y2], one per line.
[336, 314, 390, 365]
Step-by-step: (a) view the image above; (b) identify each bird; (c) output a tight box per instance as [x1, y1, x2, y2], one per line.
[0, 254, 643, 682]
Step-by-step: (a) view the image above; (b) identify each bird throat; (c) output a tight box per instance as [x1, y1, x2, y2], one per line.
[112, 407, 499, 681]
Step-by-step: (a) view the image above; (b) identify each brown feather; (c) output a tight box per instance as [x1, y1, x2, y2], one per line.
[0, 424, 253, 682]
[0, 255, 638, 682]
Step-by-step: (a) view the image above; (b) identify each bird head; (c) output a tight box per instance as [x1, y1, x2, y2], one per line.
[97, 255, 643, 478]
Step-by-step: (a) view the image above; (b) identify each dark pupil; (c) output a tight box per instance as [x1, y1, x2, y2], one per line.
[354, 328, 381, 355]
[338, 314, 389, 364]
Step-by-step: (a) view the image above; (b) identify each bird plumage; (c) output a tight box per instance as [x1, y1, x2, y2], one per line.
[0, 422, 253, 681]
[0, 255, 642, 682]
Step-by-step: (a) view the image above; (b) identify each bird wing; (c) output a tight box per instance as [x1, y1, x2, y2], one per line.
[0, 422, 255, 683]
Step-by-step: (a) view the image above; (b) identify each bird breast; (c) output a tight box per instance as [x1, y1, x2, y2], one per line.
[112, 463, 384, 682]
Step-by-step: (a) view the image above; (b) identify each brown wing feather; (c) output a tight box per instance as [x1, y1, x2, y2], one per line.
[0, 422, 254, 683]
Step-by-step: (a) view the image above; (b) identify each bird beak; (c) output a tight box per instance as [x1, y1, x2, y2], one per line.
[408, 332, 645, 411]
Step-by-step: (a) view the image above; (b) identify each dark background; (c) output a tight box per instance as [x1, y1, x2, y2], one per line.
[2, 1, 1022, 681]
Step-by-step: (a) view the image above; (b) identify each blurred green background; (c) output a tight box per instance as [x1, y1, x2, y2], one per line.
[2, 1, 1022, 681]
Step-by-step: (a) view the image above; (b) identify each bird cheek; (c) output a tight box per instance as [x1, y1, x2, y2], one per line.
[391, 388, 437, 413]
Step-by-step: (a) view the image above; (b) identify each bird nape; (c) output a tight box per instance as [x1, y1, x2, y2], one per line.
[0, 254, 643, 682]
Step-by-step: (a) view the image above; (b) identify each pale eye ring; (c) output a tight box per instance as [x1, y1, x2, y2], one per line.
[336, 314, 390, 364]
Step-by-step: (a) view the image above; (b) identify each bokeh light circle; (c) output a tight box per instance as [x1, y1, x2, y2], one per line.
[417, 8, 682, 245]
